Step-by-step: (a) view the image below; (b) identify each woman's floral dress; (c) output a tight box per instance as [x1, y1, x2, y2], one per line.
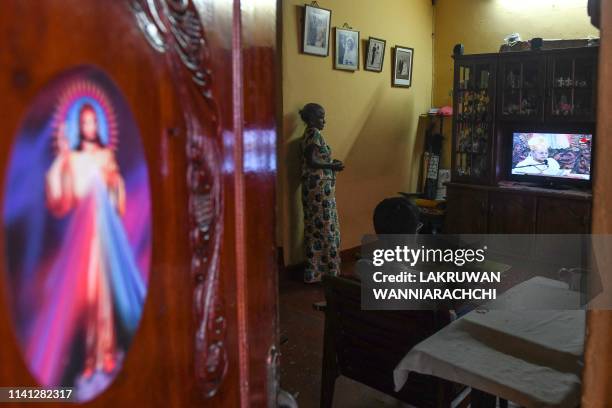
[301, 127, 341, 283]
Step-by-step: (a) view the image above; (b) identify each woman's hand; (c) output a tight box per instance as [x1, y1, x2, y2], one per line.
[305, 146, 345, 171]
[332, 159, 345, 172]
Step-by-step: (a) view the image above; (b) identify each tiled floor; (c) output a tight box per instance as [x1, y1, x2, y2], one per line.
[279, 271, 411, 408]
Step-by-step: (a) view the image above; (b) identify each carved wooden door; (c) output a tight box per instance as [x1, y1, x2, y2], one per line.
[0, 1, 278, 407]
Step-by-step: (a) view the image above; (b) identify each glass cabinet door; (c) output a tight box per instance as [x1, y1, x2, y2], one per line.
[547, 53, 597, 121]
[499, 56, 544, 120]
[453, 60, 496, 183]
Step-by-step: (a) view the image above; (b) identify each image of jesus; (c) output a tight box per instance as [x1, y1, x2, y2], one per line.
[43, 103, 145, 387]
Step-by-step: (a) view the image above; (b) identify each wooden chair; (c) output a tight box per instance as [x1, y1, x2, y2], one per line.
[318, 275, 463, 408]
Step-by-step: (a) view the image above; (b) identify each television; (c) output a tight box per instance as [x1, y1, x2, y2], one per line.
[510, 132, 593, 187]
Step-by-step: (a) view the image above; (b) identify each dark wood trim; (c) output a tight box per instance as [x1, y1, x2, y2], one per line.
[582, 0, 612, 405]
[239, 1, 280, 404]
[232, 0, 250, 404]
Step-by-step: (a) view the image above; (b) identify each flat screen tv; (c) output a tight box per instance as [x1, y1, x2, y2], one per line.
[510, 132, 592, 187]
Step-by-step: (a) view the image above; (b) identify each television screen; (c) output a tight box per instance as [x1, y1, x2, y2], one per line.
[511, 132, 592, 181]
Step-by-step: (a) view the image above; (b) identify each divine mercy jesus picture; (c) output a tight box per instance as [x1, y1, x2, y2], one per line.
[2, 66, 152, 402]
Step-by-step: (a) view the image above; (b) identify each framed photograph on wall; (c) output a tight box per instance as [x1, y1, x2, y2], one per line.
[302, 4, 332, 57]
[393, 46, 414, 87]
[334, 28, 360, 71]
[365, 37, 386, 72]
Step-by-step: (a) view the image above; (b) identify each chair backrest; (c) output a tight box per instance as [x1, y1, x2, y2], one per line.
[323, 275, 452, 406]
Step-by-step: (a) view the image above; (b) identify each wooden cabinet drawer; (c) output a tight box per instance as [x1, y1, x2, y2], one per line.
[536, 197, 591, 234]
[445, 187, 488, 234]
[445, 185, 591, 235]
[488, 192, 536, 234]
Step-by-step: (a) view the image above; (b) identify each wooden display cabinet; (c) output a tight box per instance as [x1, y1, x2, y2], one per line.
[447, 46, 597, 234]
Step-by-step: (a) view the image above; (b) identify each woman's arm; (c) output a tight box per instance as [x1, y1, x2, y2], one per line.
[304, 145, 344, 171]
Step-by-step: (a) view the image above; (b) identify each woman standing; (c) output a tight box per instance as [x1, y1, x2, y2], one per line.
[300, 103, 344, 283]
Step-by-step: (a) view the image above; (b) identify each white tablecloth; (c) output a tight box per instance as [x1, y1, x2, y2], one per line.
[393, 277, 585, 408]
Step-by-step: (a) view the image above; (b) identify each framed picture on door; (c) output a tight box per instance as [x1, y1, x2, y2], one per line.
[392, 45, 414, 87]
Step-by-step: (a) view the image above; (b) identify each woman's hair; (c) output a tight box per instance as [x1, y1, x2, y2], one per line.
[299, 103, 323, 124]
[373, 197, 420, 235]
[76, 103, 105, 150]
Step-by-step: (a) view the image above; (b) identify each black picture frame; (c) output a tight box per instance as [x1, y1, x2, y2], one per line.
[302, 4, 332, 57]
[364, 37, 386, 72]
[334, 27, 360, 71]
[392, 45, 414, 88]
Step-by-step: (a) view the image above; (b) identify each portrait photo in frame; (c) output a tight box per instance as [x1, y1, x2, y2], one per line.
[365, 37, 386, 72]
[302, 4, 332, 57]
[393, 46, 414, 87]
[334, 27, 360, 71]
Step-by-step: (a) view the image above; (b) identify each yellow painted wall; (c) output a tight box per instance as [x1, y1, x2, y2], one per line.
[433, 0, 600, 167]
[279, 0, 434, 265]
[279, 0, 598, 266]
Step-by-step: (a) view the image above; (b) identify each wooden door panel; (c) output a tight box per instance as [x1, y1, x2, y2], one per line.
[241, 14, 280, 408]
[0, 1, 278, 407]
